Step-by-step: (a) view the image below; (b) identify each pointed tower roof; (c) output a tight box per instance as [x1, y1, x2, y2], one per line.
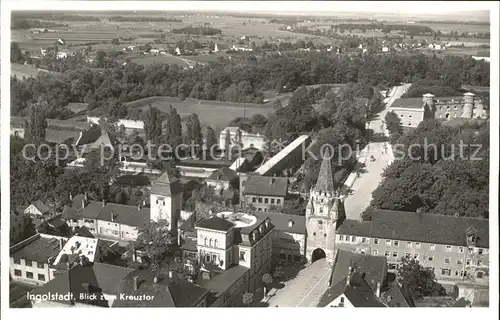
[151, 172, 183, 196]
[314, 150, 335, 193]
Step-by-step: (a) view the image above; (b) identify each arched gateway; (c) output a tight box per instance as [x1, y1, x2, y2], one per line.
[305, 150, 346, 265]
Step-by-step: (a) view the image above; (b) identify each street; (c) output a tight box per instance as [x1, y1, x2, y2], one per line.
[265, 259, 330, 307]
[343, 84, 411, 220]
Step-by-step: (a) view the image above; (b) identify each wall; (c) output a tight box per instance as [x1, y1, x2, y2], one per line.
[324, 294, 354, 307]
[390, 108, 424, 128]
[244, 195, 284, 212]
[197, 228, 233, 270]
[10, 257, 56, 286]
[272, 231, 306, 263]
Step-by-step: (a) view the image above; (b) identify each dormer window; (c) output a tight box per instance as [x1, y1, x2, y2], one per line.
[288, 220, 294, 228]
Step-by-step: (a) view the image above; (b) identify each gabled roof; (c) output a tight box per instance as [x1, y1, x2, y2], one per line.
[98, 203, 150, 229]
[390, 98, 424, 110]
[380, 281, 415, 307]
[243, 175, 288, 197]
[196, 216, 234, 232]
[314, 150, 335, 193]
[337, 210, 489, 248]
[75, 126, 102, 147]
[74, 226, 95, 238]
[329, 249, 387, 293]
[114, 269, 209, 307]
[28, 200, 50, 214]
[207, 167, 237, 182]
[318, 273, 385, 307]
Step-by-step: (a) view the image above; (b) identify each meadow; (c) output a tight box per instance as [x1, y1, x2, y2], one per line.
[124, 96, 274, 132]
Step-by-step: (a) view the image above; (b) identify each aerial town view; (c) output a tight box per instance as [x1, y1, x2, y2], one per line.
[3, 1, 497, 312]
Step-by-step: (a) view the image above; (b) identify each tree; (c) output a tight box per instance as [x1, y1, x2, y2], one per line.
[205, 126, 218, 156]
[262, 273, 273, 295]
[242, 292, 254, 307]
[224, 128, 231, 159]
[24, 102, 48, 143]
[11, 42, 23, 63]
[143, 105, 162, 143]
[397, 256, 444, 299]
[185, 113, 203, 153]
[133, 220, 174, 272]
[384, 111, 403, 135]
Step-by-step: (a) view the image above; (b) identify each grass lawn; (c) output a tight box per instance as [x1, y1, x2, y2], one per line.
[124, 96, 274, 132]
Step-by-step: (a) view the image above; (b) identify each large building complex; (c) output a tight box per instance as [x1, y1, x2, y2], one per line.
[390, 92, 487, 128]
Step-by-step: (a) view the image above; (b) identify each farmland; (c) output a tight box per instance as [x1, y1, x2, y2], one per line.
[123, 96, 274, 132]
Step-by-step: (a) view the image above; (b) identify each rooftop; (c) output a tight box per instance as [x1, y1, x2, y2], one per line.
[243, 175, 288, 197]
[390, 98, 424, 110]
[151, 172, 183, 196]
[318, 273, 385, 307]
[114, 269, 209, 307]
[196, 216, 234, 232]
[200, 265, 249, 296]
[337, 210, 489, 248]
[10, 234, 63, 263]
[254, 135, 309, 176]
[329, 249, 387, 293]
[32, 262, 134, 306]
[207, 167, 237, 182]
[253, 211, 306, 235]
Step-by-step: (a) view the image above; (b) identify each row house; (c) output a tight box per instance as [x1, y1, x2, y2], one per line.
[336, 210, 489, 285]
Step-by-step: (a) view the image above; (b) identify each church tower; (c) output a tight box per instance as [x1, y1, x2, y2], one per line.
[305, 150, 346, 265]
[150, 172, 184, 234]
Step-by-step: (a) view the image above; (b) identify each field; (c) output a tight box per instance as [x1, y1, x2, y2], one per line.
[11, 63, 39, 79]
[128, 54, 190, 66]
[124, 96, 274, 132]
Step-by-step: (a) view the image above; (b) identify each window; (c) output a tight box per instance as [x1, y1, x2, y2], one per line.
[319, 207, 323, 213]
[258, 197, 262, 203]
[385, 251, 390, 257]
[13, 259, 21, 265]
[468, 247, 473, 253]
[430, 244, 436, 251]
[205, 254, 211, 263]
[340, 297, 345, 303]
[478, 249, 484, 255]
[252, 197, 256, 203]
[14, 269, 22, 277]
[351, 236, 356, 242]
[441, 268, 451, 276]
[214, 240, 218, 248]
[392, 252, 398, 258]
[466, 259, 471, 266]
[444, 257, 450, 264]
[458, 247, 464, 253]
[374, 239, 379, 245]
[265, 198, 269, 204]
[405, 253, 411, 258]
[271, 199, 275, 204]
[456, 259, 463, 265]
[339, 235, 344, 241]
[394, 241, 399, 247]
[428, 256, 434, 262]
[313, 232, 316, 236]
[240, 251, 246, 261]
[477, 260, 482, 266]
[373, 249, 378, 256]
[277, 199, 281, 205]
[415, 242, 421, 249]
[445, 246, 452, 252]
[38, 274, 46, 281]
[413, 254, 419, 260]
[362, 238, 367, 243]
[386, 240, 391, 246]
[37, 262, 44, 269]
[345, 236, 350, 242]
[204, 238, 207, 246]
[26, 272, 34, 279]
[209, 239, 213, 247]
[324, 234, 327, 237]
[407, 242, 412, 248]
[25, 260, 33, 267]
[476, 271, 484, 279]
[212, 254, 218, 263]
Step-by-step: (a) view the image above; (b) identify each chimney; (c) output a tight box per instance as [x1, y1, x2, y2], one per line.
[137, 204, 142, 211]
[59, 238, 64, 250]
[376, 282, 381, 298]
[69, 193, 73, 201]
[110, 213, 114, 222]
[288, 220, 294, 228]
[169, 270, 174, 279]
[102, 199, 106, 207]
[346, 266, 352, 287]
[84, 192, 88, 201]
[133, 276, 139, 291]
[81, 199, 86, 209]
[153, 275, 159, 284]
